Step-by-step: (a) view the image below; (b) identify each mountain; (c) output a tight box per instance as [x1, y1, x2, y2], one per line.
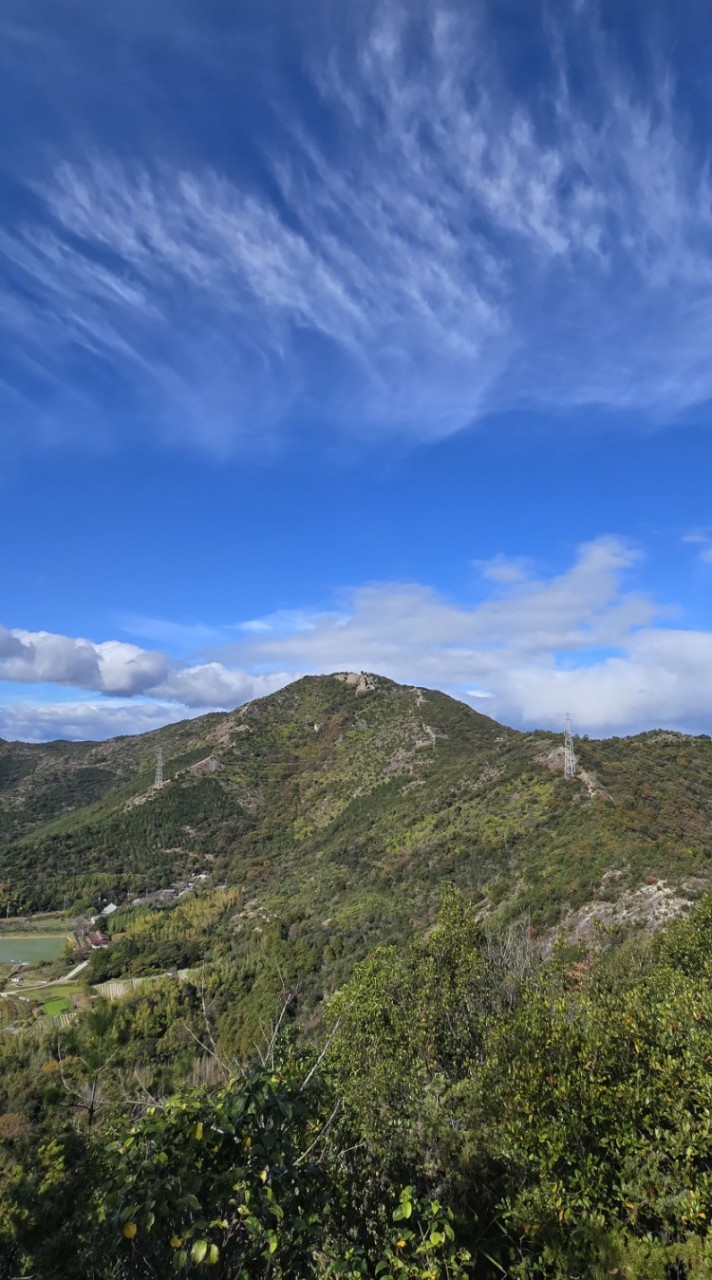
[2, 672, 712, 936]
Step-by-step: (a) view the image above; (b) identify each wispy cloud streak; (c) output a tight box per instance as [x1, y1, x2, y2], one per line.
[1, 1, 712, 450]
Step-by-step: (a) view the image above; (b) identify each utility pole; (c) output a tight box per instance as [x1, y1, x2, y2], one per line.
[154, 748, 164, 789]
[564, 713, 577, 780]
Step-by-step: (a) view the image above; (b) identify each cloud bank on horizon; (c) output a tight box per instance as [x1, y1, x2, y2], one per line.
[2, 0, 712, 452]
[4, 537, 712, 742]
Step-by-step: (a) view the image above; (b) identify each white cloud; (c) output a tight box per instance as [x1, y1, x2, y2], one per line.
[235, 620, 274, 635]
[0, 626, 293, 727]
[474, 554, 533, 585]
[0, 629, 168, 695]
[497, 628, 712, 734]
[154, 664, 291, 709]
[233, 609, 346, 636]
[682, 531, 712, 565]
[5, 536, 712, 739]
[0, 698, 203, 743]
[2, 2, 712, 450]
[226, 538, 651, 672]
[214, 536, 712, 735]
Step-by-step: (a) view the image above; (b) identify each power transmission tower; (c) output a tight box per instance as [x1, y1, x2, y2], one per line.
[563, 714, 577, 780]
[154, 747, 164, 789]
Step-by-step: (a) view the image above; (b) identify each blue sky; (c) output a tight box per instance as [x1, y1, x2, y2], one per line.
[3, 0, 712, 739]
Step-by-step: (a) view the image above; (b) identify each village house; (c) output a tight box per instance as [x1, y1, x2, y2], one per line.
[87, 931, 110, 949]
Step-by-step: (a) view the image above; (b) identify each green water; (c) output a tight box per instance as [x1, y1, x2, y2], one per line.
[0, 934, 67, 965]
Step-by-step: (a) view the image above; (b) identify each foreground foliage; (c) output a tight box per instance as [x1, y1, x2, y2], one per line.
[0, 1062, 471, 1279]
[3, 892, 712, 1276]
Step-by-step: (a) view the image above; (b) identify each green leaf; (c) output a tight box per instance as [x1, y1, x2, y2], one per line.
[191, 1240, 208, 1263]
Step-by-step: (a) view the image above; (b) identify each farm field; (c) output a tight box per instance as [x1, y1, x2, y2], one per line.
[19, 982, 85, 1004]
[0, 982, 87, 1025]
[39, 996, 70, 1016]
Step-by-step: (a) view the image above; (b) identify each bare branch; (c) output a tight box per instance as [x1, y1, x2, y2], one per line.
[182, 1023, 231, 1082]
[296, 1098, 342, 1165]
[301, 1016, 341, 1091]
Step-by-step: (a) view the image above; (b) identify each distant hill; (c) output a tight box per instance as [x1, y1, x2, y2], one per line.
[2, 673, 712, 935]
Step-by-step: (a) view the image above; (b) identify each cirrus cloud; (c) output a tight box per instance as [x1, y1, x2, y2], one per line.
[2, 1, 712, 452]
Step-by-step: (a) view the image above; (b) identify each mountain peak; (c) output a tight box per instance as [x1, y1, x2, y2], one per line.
[1, 674, 712, 937]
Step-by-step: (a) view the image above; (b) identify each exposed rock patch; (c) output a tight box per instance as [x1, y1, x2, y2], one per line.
[576, 766, 611, 801]
[333, 671, 377, 695]
[184, 756, 223, 777]
[559, 878, 694, 942]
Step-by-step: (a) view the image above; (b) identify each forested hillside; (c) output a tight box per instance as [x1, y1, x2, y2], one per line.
[2, 673, 712, 936]
[3, 677, 712, 1274]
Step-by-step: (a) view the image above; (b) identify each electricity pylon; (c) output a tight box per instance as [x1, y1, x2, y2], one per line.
[564, 714, 577, 780]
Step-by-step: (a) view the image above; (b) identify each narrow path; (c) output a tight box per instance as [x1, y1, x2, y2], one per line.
[60, 958, 90, 982]
[1, 957, 90, 995]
